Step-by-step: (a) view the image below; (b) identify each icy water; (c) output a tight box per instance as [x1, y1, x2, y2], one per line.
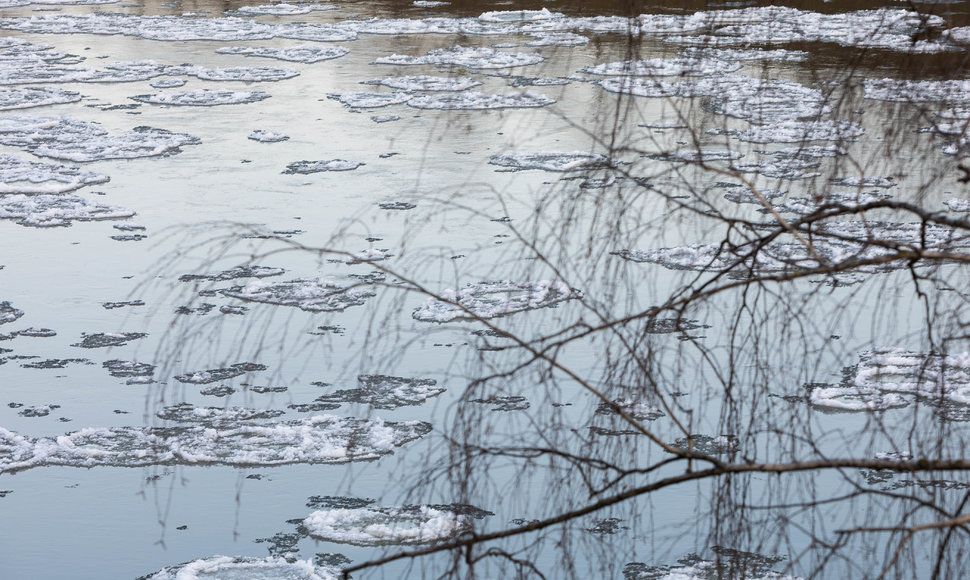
[3, 0, 970, 578]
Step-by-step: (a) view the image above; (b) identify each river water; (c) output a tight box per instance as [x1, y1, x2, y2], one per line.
[2, 1, 970, 578]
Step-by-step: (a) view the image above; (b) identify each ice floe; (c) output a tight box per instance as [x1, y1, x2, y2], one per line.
[102, 359, 154, 381]
[413, 1, 450, 7]
[312, 374, 444, 409]
[0, 116, 200, 162]
[479, 8, 563, 22]
[179, 265, 285, 282]
[0, 415, 430, 472]
[248, 130, 289, 143]
[71, 332, 145, 348]
[231, 3, 336, 16]
[174, 362, 266, 384]
[809, 349, 970, 412]
[489, 151, 615, 172]
[470, 395, 530, 411]
[624, 547, 797, 580]
[223, 276, 381, 312]
[526, 32, 588, 46]
[363, 74, 481, 92]
[373, 45, 544, 69]
[131, 89, 271, 107]
[406, 91, 553, 110]
[944, 198, 970, 212]
[595, 399, 664, 420]
[0, 194, 134, 227]
[140, 556, 337, 580]
[412, 280, 580, 322]
[149, 78, 185, 89]
[582, 58, 739, 77]
[303, 504, 478, 545]
[730, 120, 864, 143]
[864, 78, 970, 103]
[679, 47, 809, 63]
[0, 302, 23, 326]
[648, 148, 742, 163]
[156, 403, 285, 425]
[327, 91, 411, 108]
[283, 160, 365, 173]
[0, 87, 81, 111]
[0, 154, 108, 194]
[216, 45, 348, 63]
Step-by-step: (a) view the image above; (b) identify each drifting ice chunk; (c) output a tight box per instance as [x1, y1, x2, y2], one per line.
[647, 148, 741, 162]
[373, 45, 544, 69]
[313, 374, 444, 409]
[156, 403, 284, 425]
[489, 151, 615, 172]
[248, 129, 289, 143]
[0, 302, 23, 326]
[216, 45, 348, 63]
[71, 332, 146, 348]
[412, 280, 580, 322]
[223, 277, 381, 312]
[303, 504, 479, 545]
[174, 362, 266, 384]
[149, 78, 185, 89]
[0, 415, 431, 473]
[0, 87, 81, 111]
[130, 89, 271, 106]
[140, 556, 336, 580]
[0, 154, 108, 194]
[944, 199, 970, 212]
[283, 160, 365, 173]
[363, 74, 481, 92]
[0, 194, 134, 227]
[406, 91, 553, 110]
[582, 58, 738, 77]
[188, 66, 299, 82]
[526, 32, 588, 46]
[479, 8, 563, 22]
[102, 359, 154, 379]
[327, 91, 411, 108]
[232, 3, 336, 16]
[864, 78, 970, 103]
[413, 1, 450, 6]
[179, 265, 285, 282]
[733, 120, 863, 143]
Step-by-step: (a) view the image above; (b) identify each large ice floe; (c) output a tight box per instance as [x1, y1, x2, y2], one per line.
[0, 154, 108, 194]
[139, 556, 337, 580]
[0, 413, 431, 473]
[373, 45, 544, 69]
[222, 276, 382, 312]
[0, 87, 81, 111]
[312, 375, 445, 409]
[362, 74, 481, 92]
[130, 89, 271, 107]
[0, 194, 134, 227]
[623, 547, 799, 580]
[808, 349, 970, 412]
[412, 280, 580, 322]
[216, 45, 349, 63]
[303, 504, 480, 545]
[489, 151, 615, 172]
[0, 116, 200, 162]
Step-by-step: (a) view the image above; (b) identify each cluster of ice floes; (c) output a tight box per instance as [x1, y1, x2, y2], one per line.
[283, 160, 364, 173]
[374, 45, 543, 69]
[489, 151, 615, 172]
[412, 280, 580, 322]
[615, 221, 970, 279]
[0, 193, 133, 227]
[131, 89, 271, 107]
[0, 116, 200, 162]
[216, 45, 348, 63]
[139, 556, 337, 580]
[311, 375, 444, 409]
[0, 414, 430, 472]
[0, 154, 108, 194]
[223, 276, 382, 312]
[809, 349, 970, 412]
[582, 57, 739, 77]
[0, 87, 80, 111]
[303, 503, 481, 545]
[624, 547, 796, 580]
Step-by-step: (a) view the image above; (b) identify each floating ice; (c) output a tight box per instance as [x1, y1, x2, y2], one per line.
[130, 89, 270, 106]
[771, 190, 892, 215]
[139, 556, 336, 580]
[283, 160, 365, 173]
[174, 362, 266, 384]
[179, 265, 285, 282]
[413, 1, 450, 6]
[232, 3, 336, 16]
[595, 399, 664, 420]
[21, 358, 89, 369]
[830, 176, 896, 188]
[0, 154, 108, 194]
[247, 129, 289, 143]
[149, 78, 185, 89]
[582, 58, 738, 77]
[303, 504, 474, 546]
[102, 359, 154, 380]
[189, 66, 299, 83]
[0, 302, 23, 326]
[344, 17, 514, 36]
[370, 115, 399, 123]
[944, 199, 970, 212]
[624, 547, 797, 580]
[864, 78, 970, 103]
[156, 403, 285, 425]
[732, 120, 864, 143]
[680, 47, 809, 63]
[0, 87, 81, 111]
[809, 349, 970, 412]
[339, 248, 390, 263]
[71, 332, 145, 348]
[406, 91, 553, 110]
[648, 148, 742, 163]
[327, 91, 410, 109]
[223, 276, 381, 312]
[0, 116, 200, 162]
[373, 46, 544, 69]
[412, 280, 580, 322]
[489, 151, 615, 172]
[0, 194, 134, 227]
[0, 415, 431, 473]
[363, 75, 481, 92]
[312, 375, 444, 409]
[8, 327, 55, 338]
[479, 8, 563, 22]
[216, 45, 348, 63]
[526, 32, 588, 46]
[470, 395, 530, 411]
[730, 157, 821, 180]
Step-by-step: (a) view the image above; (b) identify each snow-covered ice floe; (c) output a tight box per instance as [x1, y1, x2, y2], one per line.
[179, 265, 285, 282]
[327, 91, 411, 108]
[373, 45, 543, 69]
[809, 349, 970, 412]
[0, 301, 24, 326]
[0, 194, 133, 227]
[362, 74, 481, 92]
[313, 374, 445, 409]
[0, 415, 431, 473]
[864, 78, 970, 103]
[303, 504, 481, 545]
[412, 280, 580, 322]
[156, 402, 284, 425]
[139, 556, 337, 580]
[174, 362, 266, 384]
[248, 130, 289, 143]
[230, 3, 337, 16]
[283, 160, 365, 173]
[130, 89, 271, 106]
[0, 154, 108, 194]
[581, 57, 739, 77]
[0, 87, 81, 111]
[489, 151, 615, 171]
[216, 45, 349, 63]
[0, 116, 200, 162]
[222, 276, 382, 312]
[406, 91, 553, 110]
[624, 547, 800, 580]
